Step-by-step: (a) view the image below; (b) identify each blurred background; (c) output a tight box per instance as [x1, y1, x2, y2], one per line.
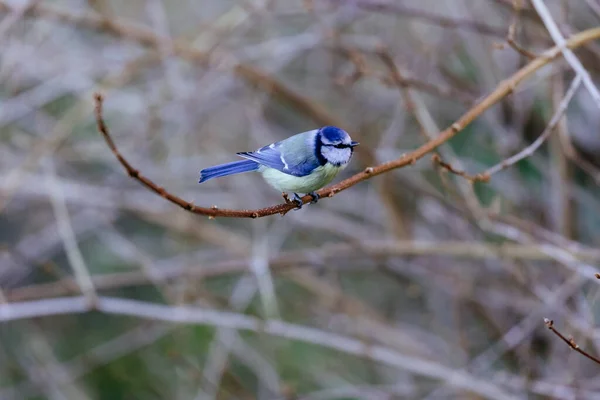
[2, 0, 600, 399]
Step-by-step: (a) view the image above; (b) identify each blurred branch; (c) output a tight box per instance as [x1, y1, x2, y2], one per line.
[504, 0, 538, 59]
[44, 158, 98, 306]
[0, 295, 515, 400]
[544, 318, 600, 365]
[337, 46, 476, 106]
[558, 129, 600, 185]
[197, 276, 263, 400]
[549, 70, 574, 237]
[0, 0, 40, 41]
[0, 1, 344, 128]
[325, 0, 513, 38]
[0, 95, 92, 214]
[377, 48, 486, 217]
[584, 0, 600, 18]
[7, 240, 600, 302]
[477, 74, 582, 179]
[531, 0, 600, 109]
[0, 322, 174, 399]
[94, 27, 600, 218]
[6, 0, 600, 397]
[484, 216, 599, 283]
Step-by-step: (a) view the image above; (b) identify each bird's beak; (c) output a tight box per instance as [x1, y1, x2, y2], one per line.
[350, 141, 360, 147]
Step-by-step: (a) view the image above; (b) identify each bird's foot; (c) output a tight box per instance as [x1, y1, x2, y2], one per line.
[291, 193, 304, 210]
[283, 192, 306, 210]
[308, 191, 320, 204]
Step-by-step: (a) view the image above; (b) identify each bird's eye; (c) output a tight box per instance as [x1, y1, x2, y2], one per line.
[333, 144, 346, 149]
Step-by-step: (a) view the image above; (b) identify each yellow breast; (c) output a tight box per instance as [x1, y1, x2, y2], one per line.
[260, 163, 343, 194]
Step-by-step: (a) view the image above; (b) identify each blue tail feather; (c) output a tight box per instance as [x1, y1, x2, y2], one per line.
[198, 159, 259, 183]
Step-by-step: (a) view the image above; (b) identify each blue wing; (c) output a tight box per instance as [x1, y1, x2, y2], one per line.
[236, 131, 321, 177]
[237, 143, 288, 172]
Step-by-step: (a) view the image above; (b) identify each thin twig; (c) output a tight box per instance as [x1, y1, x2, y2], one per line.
[505, 0, 538, 59]
[431, 154, 487, 183]
[94, 27, 600, 218]
[505, 37, 537, 60]
[544, 318, 600, 365]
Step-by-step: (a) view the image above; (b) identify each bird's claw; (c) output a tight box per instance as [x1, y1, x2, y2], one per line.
[291, 193, 303, 210]
[283, 192, 303, 210]
[283, 192, 317, 210]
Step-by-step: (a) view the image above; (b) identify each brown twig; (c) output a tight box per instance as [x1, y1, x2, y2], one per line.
[504, 0, 538, 59]
[95, 27, 600, 218]
[492, 0, 537, 61]
[543, 318, 600, 365]
[506, 38, 537, 59]
[431, 155, 488, 183]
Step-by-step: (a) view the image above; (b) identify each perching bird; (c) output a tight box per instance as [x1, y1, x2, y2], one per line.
[198, 126, 359, 208]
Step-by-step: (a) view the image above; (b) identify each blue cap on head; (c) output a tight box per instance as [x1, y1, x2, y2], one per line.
[319, 126, 348, 142]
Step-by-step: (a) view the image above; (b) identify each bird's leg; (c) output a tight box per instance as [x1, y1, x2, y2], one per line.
[308, 191, 320, 204]
[291, 193, 303, 209]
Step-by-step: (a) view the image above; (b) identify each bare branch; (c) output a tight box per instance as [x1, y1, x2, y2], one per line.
[431, 154, 487, 183]
[504, 0, 538, 59]
[544, 318, 600, 365]
[94, 27, 600, 218]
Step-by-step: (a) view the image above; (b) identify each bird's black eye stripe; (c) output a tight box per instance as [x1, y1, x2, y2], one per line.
[331, 143, 347, 149]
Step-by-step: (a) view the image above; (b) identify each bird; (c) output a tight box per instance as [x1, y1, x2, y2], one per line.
[198, 126, 359, 208]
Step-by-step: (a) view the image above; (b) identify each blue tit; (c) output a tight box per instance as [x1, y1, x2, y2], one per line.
[198, 126, 359, 208]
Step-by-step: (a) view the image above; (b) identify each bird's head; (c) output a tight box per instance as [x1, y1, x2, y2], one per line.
[317, 126, 359, 167]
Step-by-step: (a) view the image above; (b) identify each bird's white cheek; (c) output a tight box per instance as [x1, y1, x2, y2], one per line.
[321, 148, 352, 166]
